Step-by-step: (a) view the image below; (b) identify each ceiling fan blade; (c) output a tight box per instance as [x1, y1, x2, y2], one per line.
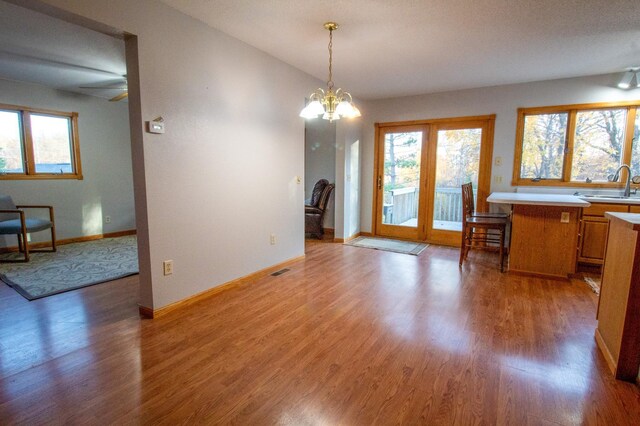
[109, 92, 129, 102]
[79, 86, 127, 90]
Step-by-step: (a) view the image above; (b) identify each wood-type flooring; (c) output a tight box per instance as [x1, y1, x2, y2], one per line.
[1, 240, 639, 424]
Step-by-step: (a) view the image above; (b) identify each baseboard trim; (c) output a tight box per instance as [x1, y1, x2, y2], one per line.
[0, 229, 137, 253]
[595, 328, 617, 375]
[323, 227, 335, 234]
[334, 232, 363, 243]
[139, 254, 306, 319]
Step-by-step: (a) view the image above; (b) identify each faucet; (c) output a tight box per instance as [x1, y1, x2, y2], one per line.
[612, 164, 632, 197]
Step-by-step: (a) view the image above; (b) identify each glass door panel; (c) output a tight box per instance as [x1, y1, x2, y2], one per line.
[382, 131, 422, 227]
[432, 128, 482, 232]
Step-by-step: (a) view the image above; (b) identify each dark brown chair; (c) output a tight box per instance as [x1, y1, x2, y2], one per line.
[305, 180, 335, 239]
[459, 183, 509, 272]
[461, 182, 509, 219]
[0, 195, 56, 262]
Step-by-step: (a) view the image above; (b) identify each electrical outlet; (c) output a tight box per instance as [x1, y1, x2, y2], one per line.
[270, 234, 276, 245]
[495, 156, 503, 166]
[163, 260, 173, 275]
[493, 176, 503, 184]
[105, 215, 111, 224]
[561, 212, 570, 223]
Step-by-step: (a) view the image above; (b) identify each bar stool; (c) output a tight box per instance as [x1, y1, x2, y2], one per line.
[459, 183, 509, 272]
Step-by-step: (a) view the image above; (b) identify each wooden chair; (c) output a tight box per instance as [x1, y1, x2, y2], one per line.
[461, 182, 509, 219]
[459, 183, 509, 272]
[0, 195, 56, 262]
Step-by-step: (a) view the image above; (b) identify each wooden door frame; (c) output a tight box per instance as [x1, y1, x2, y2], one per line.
[373, 124, 429, 240]
[372, 114, 496, 245]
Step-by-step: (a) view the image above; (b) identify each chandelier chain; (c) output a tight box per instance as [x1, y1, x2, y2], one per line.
[327, 27, 334, 90]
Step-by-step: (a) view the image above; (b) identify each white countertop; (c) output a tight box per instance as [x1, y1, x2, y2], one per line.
[487, 192, 591, 207]
[604, 212, 640, 230]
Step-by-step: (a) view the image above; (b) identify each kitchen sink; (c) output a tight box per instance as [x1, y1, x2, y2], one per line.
[581, 194, 629, 199]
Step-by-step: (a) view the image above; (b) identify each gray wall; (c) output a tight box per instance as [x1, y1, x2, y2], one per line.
[360, 73, 640, 232]
[0, 78, 134, 247]
[305, 119, 335, 228]
[38, 0, 324, 309]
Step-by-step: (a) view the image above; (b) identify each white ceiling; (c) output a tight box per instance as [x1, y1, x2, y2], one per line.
[0, 1, 126, 101]
[0, 1, 638, 102]
[160, 0, 640, 100]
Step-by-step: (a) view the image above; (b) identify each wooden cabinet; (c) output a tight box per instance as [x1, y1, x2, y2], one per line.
[595, 212, 640, 381]
[578, 203, 630, 265]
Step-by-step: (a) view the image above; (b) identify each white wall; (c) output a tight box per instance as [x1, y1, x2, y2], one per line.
[36, 0, 323, 309]
[334, 119, 362, 240]
[0, 78, 134, 246]
[305, 119, 335, 228]
[360, 73, 640, 232]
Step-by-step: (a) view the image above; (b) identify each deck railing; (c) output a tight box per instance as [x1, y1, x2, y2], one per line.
[384, 186, 464, 225]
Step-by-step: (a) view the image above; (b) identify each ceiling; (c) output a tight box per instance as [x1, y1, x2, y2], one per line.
[0, 1, 126, 101]
[0, 1, 638, 102]
[160, 0, 640, 100]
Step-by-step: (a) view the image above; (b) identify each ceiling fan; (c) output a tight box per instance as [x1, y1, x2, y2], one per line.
[80, 75, 128, 102]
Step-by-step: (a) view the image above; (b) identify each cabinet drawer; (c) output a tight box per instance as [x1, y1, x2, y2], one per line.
[582, 203, 629, 217]
[629, 205, 640, 213]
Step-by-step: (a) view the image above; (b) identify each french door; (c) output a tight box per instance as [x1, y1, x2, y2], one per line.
[374, 116, 495, 246]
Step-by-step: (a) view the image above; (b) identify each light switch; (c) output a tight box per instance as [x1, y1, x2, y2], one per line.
[561, 212, 570, 223]
[147, 121, 165, 134]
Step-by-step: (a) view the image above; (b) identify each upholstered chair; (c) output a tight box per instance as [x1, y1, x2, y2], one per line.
[0, 195, 56, 262]
[305, 181, 335, 239]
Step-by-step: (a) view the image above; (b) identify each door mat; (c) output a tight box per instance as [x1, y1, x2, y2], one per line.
[344, 236, 428, 256]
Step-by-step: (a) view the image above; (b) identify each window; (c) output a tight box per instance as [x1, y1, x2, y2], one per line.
[513, 101, 639, 187]
[0, 104, 81, 179]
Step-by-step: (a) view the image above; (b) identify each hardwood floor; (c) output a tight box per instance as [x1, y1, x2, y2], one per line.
[1, 240, 639, 424]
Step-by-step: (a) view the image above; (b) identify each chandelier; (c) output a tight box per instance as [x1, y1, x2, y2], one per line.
[300, 22, 361, 122]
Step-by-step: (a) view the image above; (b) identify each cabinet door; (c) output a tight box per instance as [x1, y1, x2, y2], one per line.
[579, 217, 610, 264]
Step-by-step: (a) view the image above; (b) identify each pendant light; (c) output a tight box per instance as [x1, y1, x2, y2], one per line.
[300, 22, 361, 122]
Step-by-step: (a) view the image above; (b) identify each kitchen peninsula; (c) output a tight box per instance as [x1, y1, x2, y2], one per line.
[487, 192, 591, 278]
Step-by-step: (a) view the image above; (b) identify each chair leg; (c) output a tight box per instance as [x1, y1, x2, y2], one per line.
[50, 226, 57, 252]
[21, 229, 29, 262]
[459, 227, 466, 267]
[17, 233, 24, 253]
[499, 226, 505, 272]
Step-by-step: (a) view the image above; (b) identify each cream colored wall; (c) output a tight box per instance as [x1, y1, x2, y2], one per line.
[36, 0, 322, 309]
[360, 73, 640, 232]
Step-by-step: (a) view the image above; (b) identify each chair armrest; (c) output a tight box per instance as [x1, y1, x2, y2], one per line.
[15, 205, 53, 209]
[14, 205, 54, 222]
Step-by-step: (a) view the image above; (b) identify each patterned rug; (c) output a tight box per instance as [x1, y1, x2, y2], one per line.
[0, 235, 138, 300]
[344, 236, 429, 255]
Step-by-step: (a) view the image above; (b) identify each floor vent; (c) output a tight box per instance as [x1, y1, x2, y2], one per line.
[271, 268, 290, 276]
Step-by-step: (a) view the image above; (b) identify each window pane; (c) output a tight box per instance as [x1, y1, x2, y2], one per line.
[0, 110, 24, 173]
[631, 111, 640, 178]
[30, 114, 73, 174]
[433, 128, 481, 231]
[382, 131, 422, 227]
[520, 113, 567, 179]
[571, 109, 626, 182]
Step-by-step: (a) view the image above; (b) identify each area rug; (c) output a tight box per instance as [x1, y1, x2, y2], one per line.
[583, 275, 601, 295]
[344, 236, 428, 255]
[0, 235, 138, 300]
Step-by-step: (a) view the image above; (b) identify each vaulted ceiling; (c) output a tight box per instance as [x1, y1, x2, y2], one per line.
[0, 1, 638, 102]
[161, 0, 640, 99]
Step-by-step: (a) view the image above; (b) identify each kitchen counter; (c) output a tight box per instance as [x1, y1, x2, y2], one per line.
[487, 192, 591, 207]
[596, 212, 640, 381]
[488, 192, 583, 278]
[579, 195, 640, 205]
